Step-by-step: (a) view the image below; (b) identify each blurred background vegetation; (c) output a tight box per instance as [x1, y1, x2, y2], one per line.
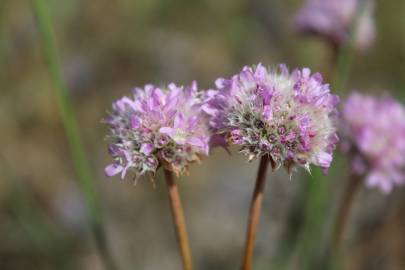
[1, 0, 405, 269]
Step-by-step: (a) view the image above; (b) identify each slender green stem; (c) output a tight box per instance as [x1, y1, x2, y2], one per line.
[32, 1, 117, 269]
[0, 0, 8, 84]
[297, 2, 368, 270]
[321, 173, 362, 270]
[298, 168, 329, 270]
[241, 155, 270, 270]
[331, 173, 361, 253]
[333, 0, 369, 93]
[164, 169, 193, 270]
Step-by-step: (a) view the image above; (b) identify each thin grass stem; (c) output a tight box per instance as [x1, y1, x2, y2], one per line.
[333, 0, 369, 94]
[32, 1, 117, 269]
[331, 173, 361, 252]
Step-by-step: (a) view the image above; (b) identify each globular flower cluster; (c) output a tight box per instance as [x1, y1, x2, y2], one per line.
[203, 64, 339, 175]
[295, 0, 376, 50]
[104, 82, 210, 179]
[341, 93, 405, 193]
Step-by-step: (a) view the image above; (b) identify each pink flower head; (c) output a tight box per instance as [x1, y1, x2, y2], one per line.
[341, 92, 405, 193]
[295, 0, 376, 50]
[203, 63, 339, 176]
[103, 82, 211, 179]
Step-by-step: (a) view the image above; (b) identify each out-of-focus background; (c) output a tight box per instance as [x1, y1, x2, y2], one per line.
[1, 0, 405, 269]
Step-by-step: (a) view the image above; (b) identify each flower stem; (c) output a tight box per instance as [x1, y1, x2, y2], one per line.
[32, 1, 117, 269]
[297, 2, 368, 270]
[241, 155, 270, 270]
[299, 168, 329, 270]
[164, 169, 193, 270]
[331, 173, 361, 252]
[333, 0, 368, 94]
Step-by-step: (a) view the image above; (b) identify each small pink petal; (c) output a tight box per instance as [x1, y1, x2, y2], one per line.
[188, 137, 205, 148]
[140, 143, 154, 155]
[104, 164, 123, 177]
[314, 152, 332, 168]
[130, 116, 141, 129]
[159, 127, 175, 137]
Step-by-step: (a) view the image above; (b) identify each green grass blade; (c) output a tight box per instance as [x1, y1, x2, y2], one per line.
[32, 1, 118, 269]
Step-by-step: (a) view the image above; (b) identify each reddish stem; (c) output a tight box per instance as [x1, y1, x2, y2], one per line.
[241, 155, 270, 270]
[164, 169, 193, 270]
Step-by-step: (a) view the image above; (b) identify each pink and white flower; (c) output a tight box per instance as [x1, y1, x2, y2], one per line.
[203, 63, 339, 175]
[104, 82, 211, 179]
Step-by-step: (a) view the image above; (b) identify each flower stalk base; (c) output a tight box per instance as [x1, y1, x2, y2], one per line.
[241, 155, 270, 270]
[164, 169, 193, 270]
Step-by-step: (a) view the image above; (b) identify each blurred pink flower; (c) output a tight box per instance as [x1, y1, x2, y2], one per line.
[341, 92, 405, 193]
[295, 0, 376, 50]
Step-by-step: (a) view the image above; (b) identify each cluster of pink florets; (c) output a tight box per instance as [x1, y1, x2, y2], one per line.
[203, 64, 339, 175]
[104, 82, 210, 179]
[104, 63, 340, 180]
[104, 63, 405, 194]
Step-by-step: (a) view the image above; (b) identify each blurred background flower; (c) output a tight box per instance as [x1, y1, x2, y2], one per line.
[295, 0, 376, 51]
[341, 92, 405, 193]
